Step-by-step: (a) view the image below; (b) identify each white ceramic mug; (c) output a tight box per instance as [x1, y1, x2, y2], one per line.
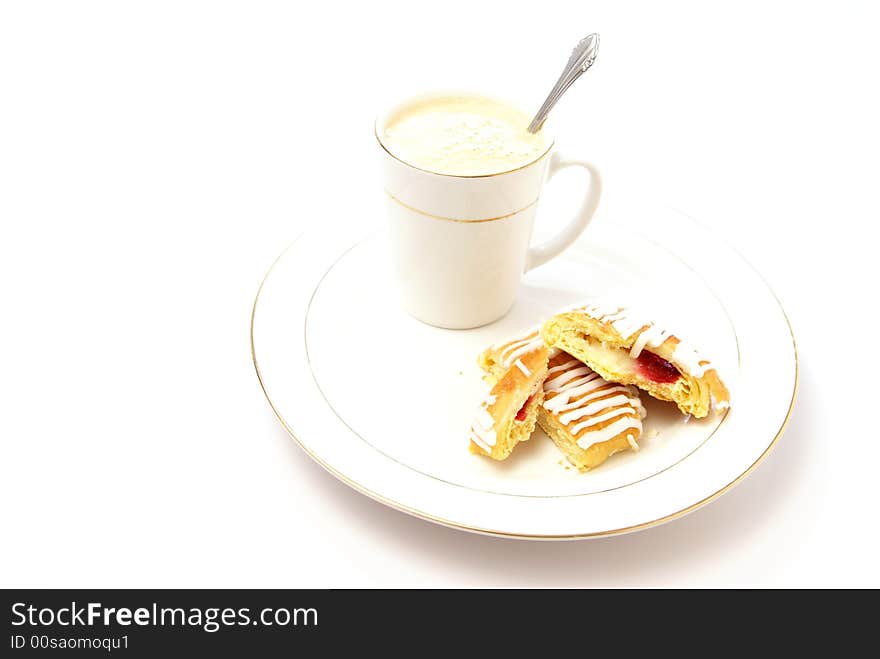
[376, 94, 602, 329]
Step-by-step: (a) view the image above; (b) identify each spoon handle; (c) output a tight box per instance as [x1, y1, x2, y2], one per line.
[528, 33, 600, 134]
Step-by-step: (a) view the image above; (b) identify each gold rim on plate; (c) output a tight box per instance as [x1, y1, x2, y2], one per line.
[250, 234, 799, 540]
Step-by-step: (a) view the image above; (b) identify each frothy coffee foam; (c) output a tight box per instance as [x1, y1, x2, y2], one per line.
[381, 95, 548, 176]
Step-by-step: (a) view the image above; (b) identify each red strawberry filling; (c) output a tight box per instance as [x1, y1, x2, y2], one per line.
[636, 351, 680, 384]
[515, 393, 536, 421]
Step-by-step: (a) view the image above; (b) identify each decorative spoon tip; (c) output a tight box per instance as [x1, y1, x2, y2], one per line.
[528, 33, 600, 134]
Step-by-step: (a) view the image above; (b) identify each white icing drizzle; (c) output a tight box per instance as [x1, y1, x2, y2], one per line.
[559, 393, 639, 426]
[497, 330, 543, 368]
[576, 416, 643, 450]
[626, 434, 640, 452]
[629, 324, 671, 359]
[546, 357, 580, 377]
[580, 301, 646, 340]
[514, 358, 531, 376]
[475, 408, 494, 431]
[469, 431, 493, 453]
[544, 365, 594, 392]
[472, 329, 546, 454]
[569, 406, 637, 436]
[471, 419, 496, 445]
[572, 302, 712, 379]
[542, 356, 646, 452]
[470, 422, 496, 448]
[547, 368, 624, 409]
[553, 385, 636, 419]
[672, 342, 707, 378]
[469, 386, 498, 451]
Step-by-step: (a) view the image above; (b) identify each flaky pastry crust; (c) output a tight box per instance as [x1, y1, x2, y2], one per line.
[541, 302, 729, 418]
[469, 332, 549, 460]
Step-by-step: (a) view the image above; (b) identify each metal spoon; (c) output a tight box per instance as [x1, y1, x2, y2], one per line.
[528, 33, 600, 134]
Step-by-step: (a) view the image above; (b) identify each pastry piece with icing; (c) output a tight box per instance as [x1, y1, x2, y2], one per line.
[469, 330, 550, 461]
[541, 301, 730, 418]
[538, 351, 647, 471]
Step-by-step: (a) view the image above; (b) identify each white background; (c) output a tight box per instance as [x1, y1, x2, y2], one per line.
[1, 1, 877, 587]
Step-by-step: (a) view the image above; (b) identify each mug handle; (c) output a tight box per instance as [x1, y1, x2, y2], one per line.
[525, 152, 602, 271]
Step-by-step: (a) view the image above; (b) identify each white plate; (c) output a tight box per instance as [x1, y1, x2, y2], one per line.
[251, 206, 797, 539]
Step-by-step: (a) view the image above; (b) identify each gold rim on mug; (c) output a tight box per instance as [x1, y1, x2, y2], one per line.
[384, 190, 541, 223]
[373, 92, 556, 180]
[250, 234, 799, 540]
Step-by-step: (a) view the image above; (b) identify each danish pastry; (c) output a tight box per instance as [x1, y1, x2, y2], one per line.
[541, 301, 730, 418]
[469, 330, 550, 460]
[537, 351, 647, 471]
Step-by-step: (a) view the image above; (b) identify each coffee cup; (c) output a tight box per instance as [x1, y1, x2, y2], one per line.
[376, 92, 601, 329]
